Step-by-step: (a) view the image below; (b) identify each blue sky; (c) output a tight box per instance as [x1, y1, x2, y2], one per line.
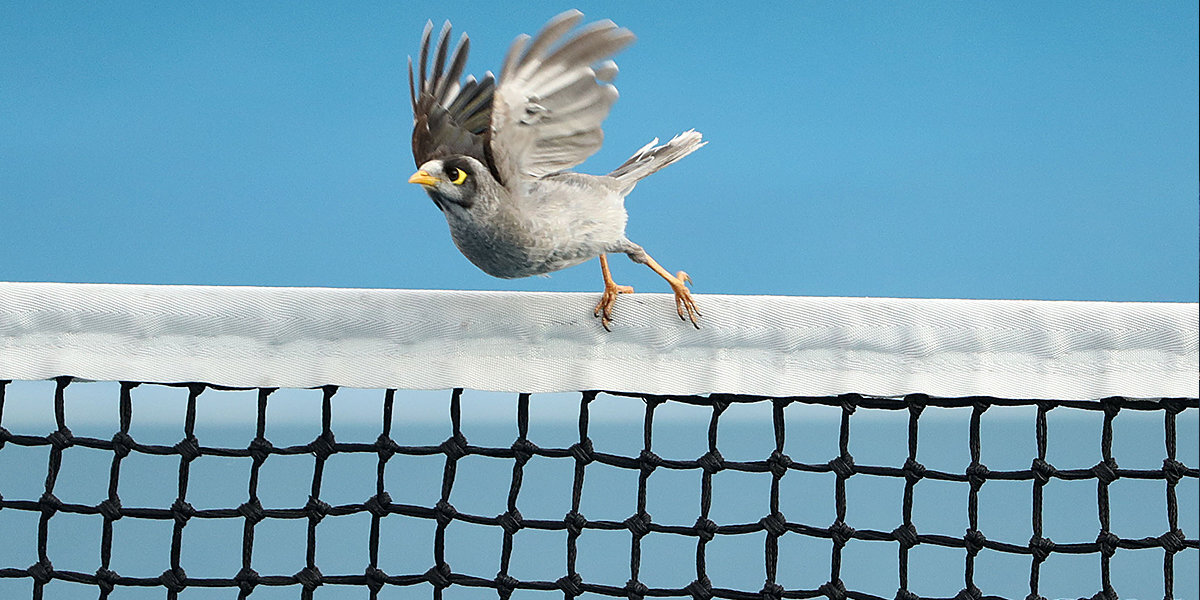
[2, 7, 1197, 595]
[3, 2, 1197, 302]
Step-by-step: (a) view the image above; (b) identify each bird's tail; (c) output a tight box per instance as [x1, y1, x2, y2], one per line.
[608, 130, 706, 191]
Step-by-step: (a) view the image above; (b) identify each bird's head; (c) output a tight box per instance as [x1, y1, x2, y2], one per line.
[408, 156, 487, 212]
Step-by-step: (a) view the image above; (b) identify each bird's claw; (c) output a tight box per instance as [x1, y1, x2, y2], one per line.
[671, 271, 701, 329]
[594, 282, 634, 331]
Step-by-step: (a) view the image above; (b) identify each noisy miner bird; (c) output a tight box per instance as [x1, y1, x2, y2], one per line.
[407, 10, 706, 329]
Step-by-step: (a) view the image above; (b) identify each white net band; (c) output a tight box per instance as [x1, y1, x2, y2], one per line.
[1, 281, 1196, 399]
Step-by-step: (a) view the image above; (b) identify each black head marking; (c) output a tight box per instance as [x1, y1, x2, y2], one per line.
[441, 156, 473, 183]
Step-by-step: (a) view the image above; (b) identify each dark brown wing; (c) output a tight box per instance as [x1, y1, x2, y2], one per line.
[410, 20, 496, 171]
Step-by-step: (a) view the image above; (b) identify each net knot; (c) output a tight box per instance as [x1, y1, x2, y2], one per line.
[1024, 595, 1048, 600]
[955, 585, 982, 600]
[95, 567, 119, 594]
[0, 426, 10, 448]
[235, 567, 260, 594]
[1091, 458, 1119, 484]
[556, 573, 583, 596]
[966, 462, 989, 488]
[624, 512, 652, 537]
[964, 528, 986, 554]
[1031, 458, 1057, 484]
[829, 520, 855, 547]
[170, 498, 196, 525]
[1160, 397, 1188, 415]
[638, 449, 662, 475]
[693, 516, 718, 541]
[708, 395, 731, 415]
[440, 433, 468, 460]
[698, 449, 725, 474]
[759, 512, 788, 537]
[903, 458, 926, 483]
[309, 431, 337, 460]
[39, 491, 62, 516]
[837, 394, 859, 414]
[248, 437, 273, 464]
[761, 582, 785, 600]
[1100, 396, 1122, 418]
[569, 439, 594, 464]
[294, 565, 323, 591]
[511, 438, 538, 464]
[819, 578, 846, 600]
[364, 567, 387, 592]
[565, 511, 587, 536]
[424, 563, 452, 589]
[892, 523, 919, 549]
[828, 454, 856, 479]
[374, 434, 399, 461]
[160, 566, 188, 593]
[895, 590, 920, 600]
[363, 492, 391, 517]
[27, 559, 53, 584]
[98, 497, 123, 521]
[305, 496, 332, 522]
[686, 576, 713, 600]
[110, 431, 133, 457]
[173, 435, 201, 461]
[1096, 531, 1120, 557]
[494, 572, 519, 595]
[1158, 528, 1187, 553]
[767, 450, 793, 478]
[435, 499, 458, 526]
[48, 427, 74, 450]
[1162, 458, 1187, 484]
[625, 579, 649, 600]
[498, 509, 524, 534]
[1029, 535, 1055, 561]
[905, 394, 928, 415]
[238, 498, 265, 525]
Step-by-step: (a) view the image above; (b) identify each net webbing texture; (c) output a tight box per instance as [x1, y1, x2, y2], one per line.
[0, 379, 1196, 600]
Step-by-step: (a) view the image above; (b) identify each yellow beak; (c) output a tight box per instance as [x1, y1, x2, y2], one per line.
[408, 170, 439, 186]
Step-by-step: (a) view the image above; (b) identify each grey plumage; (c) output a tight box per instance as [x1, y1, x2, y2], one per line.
[407, 10, 705, 329]
[608, 130, 706, 194]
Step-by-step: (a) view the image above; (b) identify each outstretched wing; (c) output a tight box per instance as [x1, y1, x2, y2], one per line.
[488, 10, 635, 187]
[410, 20, 496, 171]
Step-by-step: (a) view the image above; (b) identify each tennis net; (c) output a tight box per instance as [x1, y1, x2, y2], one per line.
[1, 282, 1196, 599]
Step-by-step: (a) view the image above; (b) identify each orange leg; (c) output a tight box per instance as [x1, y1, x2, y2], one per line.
[593, 254, 634, 331]
[636, 253, 700, 328]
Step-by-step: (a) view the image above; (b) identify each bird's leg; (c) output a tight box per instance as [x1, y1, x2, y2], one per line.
[624, 246, 700, 328]
[593, 254, 635, 331]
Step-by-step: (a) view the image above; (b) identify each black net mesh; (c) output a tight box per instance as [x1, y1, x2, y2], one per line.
[0, 378, 1196, 600]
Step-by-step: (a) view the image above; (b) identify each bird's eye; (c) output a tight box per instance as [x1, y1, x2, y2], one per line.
[447, 167, 467, 185]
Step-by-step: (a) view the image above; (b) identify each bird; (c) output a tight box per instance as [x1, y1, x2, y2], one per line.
[407, 10, 705, 330]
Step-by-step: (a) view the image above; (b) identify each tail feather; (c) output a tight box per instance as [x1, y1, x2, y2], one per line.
[608, 130, 705, 190]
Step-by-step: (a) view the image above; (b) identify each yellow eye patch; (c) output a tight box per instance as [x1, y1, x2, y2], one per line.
[448, 167, 468, 185]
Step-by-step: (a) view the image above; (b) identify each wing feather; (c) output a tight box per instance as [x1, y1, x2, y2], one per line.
[489, 10, 635, 186]
[507, 11, 583, 81]
[410, 19, 497, 175]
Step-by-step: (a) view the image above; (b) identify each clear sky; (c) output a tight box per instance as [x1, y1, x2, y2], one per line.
[3, 2, 1197, 303]
[2, 6, 1198, 595]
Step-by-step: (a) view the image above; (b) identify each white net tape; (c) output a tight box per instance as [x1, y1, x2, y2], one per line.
[2, 282, 1195, 399]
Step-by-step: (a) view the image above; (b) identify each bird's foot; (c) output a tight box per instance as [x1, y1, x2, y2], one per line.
[668, 271, 701, 329]
[594, 281, 635, 331]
